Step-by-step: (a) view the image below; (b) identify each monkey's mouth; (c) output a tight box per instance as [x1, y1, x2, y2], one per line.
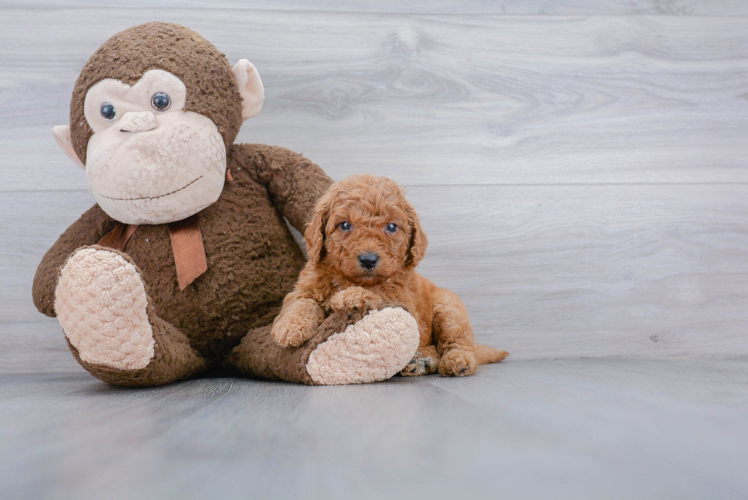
[98, 176, 203, 201]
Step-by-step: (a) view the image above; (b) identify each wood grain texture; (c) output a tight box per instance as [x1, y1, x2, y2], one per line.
[3, 184, 747, 361]
[1, 7, 747, 363]
[1, 8, 747, 497]
[2, 10, 748, 190]
[413, 184, 748, 359]
[0, 322, 79, 374]
[2, 1, 748, 15]
[2, 357, 747, 499]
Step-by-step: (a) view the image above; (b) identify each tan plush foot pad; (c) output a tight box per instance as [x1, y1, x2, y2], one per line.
[306, 307, 420, 385]
[55, 247, 155, 371]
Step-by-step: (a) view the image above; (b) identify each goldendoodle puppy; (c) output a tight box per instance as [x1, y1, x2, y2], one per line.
[272, 174, 508, 376]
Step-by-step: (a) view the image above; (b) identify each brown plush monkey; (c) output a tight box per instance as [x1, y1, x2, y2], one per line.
[33, 22, 420, 386]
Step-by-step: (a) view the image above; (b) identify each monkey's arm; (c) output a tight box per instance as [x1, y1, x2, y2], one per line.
[32, 204, 118, 317]
[230, 144, 333, 232]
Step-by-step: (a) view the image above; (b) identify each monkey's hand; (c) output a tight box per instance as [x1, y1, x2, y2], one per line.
[272, 298, 324, 348]
[329, 287, 383, 313]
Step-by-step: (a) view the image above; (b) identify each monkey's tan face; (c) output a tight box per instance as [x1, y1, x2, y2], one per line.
[83, 70, 226, 225]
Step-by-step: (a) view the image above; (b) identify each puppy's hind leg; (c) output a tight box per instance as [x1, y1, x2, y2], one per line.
[431, 288, 479, 377]
[401, 344, 440, 377]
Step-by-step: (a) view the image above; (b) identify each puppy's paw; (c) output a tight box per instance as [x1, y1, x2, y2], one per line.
[329, 287, 383, 313]
[271, 316, 318, 348]
[438, 349, 478, 377]
[401, 346, 440, 377]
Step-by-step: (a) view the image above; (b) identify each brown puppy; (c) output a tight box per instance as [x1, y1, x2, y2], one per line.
[272, 174, 508, 377]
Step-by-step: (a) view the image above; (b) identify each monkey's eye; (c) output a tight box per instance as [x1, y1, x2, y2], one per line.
[386, 223, 398, 234]
[339, 221, 352, 232]
[100, 102, 116, 121]
[151, 92, 171, 111]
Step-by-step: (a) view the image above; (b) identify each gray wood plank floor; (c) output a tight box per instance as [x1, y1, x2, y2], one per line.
[2, 357, 747, 499]
[4, 11, 748, 189]
[1, 5, 747, 361]
[2, 3, 748, 499]
[4, 1, 748, 15]
[3, 184, 747, 362]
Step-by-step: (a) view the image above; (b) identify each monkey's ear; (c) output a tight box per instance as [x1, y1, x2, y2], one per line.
[52, 125, 85, 169]
[232, 59, 264, 121]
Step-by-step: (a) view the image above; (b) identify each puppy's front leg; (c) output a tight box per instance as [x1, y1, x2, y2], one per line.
[272, 294, 325, 347]
[329, 286, 383, 313]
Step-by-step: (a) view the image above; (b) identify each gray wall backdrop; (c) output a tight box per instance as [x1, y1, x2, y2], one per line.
[1, 1, 747, 373]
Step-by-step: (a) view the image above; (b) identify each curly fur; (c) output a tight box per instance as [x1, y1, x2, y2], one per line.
[272, 174, 508, 376]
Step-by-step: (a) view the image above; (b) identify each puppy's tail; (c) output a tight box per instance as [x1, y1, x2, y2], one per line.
[474, 344, 509, 365]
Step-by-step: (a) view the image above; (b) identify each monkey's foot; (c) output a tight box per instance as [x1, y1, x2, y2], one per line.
[55, 246, 155, 371]
[305, 307, 420, 385]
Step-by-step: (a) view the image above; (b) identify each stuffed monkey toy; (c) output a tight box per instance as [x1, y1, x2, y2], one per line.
[32, 22, 419, 386]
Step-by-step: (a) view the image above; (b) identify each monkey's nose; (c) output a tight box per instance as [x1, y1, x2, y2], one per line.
[358, 253, 379, 271]
[119, 111, 156, 133]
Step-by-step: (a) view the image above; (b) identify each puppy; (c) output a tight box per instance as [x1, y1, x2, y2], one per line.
[272, 174, 508, 376]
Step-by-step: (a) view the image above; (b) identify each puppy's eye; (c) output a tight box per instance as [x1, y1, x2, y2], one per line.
[151, 92, 171, 111]
[100, 102, 116, 121]
[385, 223, 398, 234]
[339, 221, 352, 231]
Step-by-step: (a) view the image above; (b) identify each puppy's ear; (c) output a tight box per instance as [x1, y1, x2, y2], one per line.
[405, 203, 428, 267]
[304, 188, 334, 265]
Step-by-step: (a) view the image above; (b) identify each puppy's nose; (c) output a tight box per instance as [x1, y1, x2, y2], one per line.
[358, 253, 379, 270]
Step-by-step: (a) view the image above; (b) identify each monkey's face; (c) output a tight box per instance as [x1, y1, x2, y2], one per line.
[83, 70, 226, 225]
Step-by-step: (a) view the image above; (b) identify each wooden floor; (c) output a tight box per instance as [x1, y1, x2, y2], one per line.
[2, 357, 748, 499]
[2, 1, 748, 360]
[1, 1, 747, 498]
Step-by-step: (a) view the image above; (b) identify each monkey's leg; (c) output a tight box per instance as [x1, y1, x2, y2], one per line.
[55, 246, 206, 386]
[228, 306, 419, 385]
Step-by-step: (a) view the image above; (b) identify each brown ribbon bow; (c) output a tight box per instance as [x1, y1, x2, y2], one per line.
[97, 214, 208, 291]
[95, 168, 233, 290]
